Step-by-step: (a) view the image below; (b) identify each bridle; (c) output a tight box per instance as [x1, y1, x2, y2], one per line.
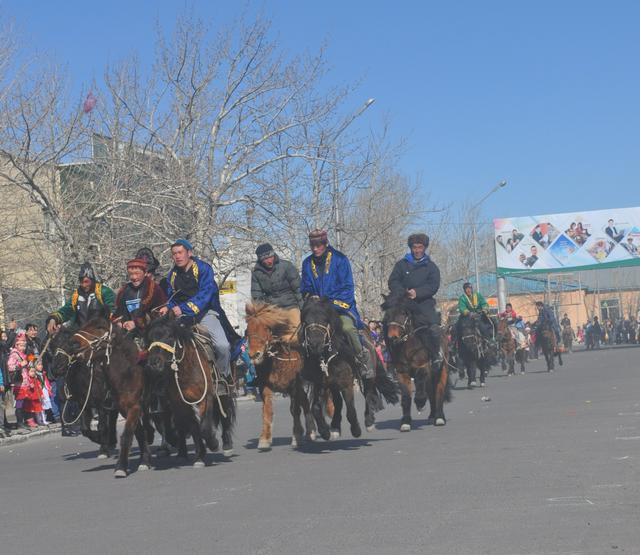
[302, 321, 338, 375]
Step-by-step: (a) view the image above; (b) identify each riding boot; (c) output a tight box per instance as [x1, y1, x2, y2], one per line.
[356, 349, 375, 380]
[418, 325, 443, 367]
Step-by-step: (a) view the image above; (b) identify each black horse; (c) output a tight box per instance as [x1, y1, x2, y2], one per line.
[49, 325, 118, 459]
[382, 293, 451, 431]
[145, 314, 236, 467]
[456, 313, 494, 388]
[300, 297, 397, 440]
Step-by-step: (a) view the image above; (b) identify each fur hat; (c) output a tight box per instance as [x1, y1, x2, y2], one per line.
[407, 233, 429, 248]
[255, 243, 276, 261]
[308, 229, 328, 245]
[135, 247, 160, 273]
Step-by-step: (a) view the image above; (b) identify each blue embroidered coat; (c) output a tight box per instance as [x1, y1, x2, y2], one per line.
[300, 246, 363, 328]
[165, 257, 223, 322]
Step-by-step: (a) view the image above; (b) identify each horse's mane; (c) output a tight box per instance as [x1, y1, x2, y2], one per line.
[146, 313, 194, 343]
[381, 292, 418, 317]
[246, 302, 299, 344]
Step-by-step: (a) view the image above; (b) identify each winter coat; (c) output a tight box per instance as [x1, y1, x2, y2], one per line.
[300, 246, 363, 327]
[166, 257, 223, 321]
[388, 253, 441, 325]
[49, 282, 116, 326]
[458, 291, 488, 315]
[251, 256, 302, 309]
[115, 276, 168, 329]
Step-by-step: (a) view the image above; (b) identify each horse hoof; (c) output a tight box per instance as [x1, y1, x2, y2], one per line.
[290, 437, 298, 449]
[520, 371, 525, 375]
[366, 424, 376, 432]
[351, 425, 362, 438]
[435, 418, 446, 426]
[308, 431, 317, 441]
[426, 416, 435, 425]
[329, 429, 341, 440]
[193, 460, 205, 468]
[257, 439, 272, 451]
[138, 464, 150, 471]
[223, 449, 233, 457]
[400, 423, 411, 432]
[97, 453, 109, 460]
[114, 469, 127, 478]
[480, 382, 486, 387]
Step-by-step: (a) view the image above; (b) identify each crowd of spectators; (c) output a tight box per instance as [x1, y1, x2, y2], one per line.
[1, 320, 61, 439]
[578, 315, 639, 350]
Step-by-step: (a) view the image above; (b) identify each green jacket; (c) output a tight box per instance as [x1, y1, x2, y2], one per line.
[458, 291, 488, 315]
[50, 282, 116, 325]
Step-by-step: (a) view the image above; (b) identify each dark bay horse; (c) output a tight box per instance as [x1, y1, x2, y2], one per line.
[457, 313, 494, 387]
[49, 325, 118, 459]
[382, 294, 451, 431]
[145, 314, 236, 467]
[73, 318, 151, 477]
[300, 297, 397, 441]
[536, 320, 563, 371]
[496, 317, 526, 375]
[245, 302, 315, 450]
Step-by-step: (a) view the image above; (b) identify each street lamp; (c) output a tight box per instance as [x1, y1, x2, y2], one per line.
[472, 180, 507, 294]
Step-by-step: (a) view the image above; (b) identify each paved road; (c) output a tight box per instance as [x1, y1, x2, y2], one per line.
[1, 348, 639, 554]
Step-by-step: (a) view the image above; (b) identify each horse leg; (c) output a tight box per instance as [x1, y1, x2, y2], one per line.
[114, 405, 140, 478]
[298, 381, 316, 441]
[190, 419, 206, 468]
[414, 370, 427, 412]
[201, 399, 219, 453]
[311, 385, 331, 441]
[289, 385, 304, 449]
[96, 409, 113, 459]
[362, 378, 376, 432]
[343, 384, 361, 438]
[557, 350, 563, 366]
[426, 370, 437, 425]
[329, 384, 343, 440]
[397, 372, 413, 432]
[134, 419, 152, 471]
[258, 385, 274, 451]
[434, 366, 448, 426]
[219, 395, 235, 457]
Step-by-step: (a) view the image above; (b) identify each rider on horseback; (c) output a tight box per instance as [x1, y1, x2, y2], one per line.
[534, 301, 561, 343]
[159, 239, 238, 380]
[387, 232, 444, 366]
[46, 262, 116, 335]
[300, 229, 374, 379]
[114, 258, 167, 336]
[457, 282, 494, 341]
[498, 303, 527, 350]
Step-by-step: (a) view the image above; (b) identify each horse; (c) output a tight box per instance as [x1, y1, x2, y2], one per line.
[536, 320, 563, 371]
[562, 324, 574, 353]
[49, 324, 118, 459]
[496, 317, 526, 375]
[456, 313, 494, 387]
[382, 293, 451, 431]
[74, 317, 152, 477]
[145, 313, 236, 467]
[245, 302, 316, 450]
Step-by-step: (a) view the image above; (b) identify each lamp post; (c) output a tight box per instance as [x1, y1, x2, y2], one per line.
[471, 180, 507, 294]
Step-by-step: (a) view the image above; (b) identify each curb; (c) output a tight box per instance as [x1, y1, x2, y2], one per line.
[0, 424, 62, 448]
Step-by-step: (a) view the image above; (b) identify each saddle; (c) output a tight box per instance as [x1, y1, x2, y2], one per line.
[192, 324, 216, 364]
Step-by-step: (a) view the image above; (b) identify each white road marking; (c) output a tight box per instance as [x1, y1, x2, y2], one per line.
[618, 411, 640, 416]
[615, 436, 640, 440]
[546, 496, 595, 507]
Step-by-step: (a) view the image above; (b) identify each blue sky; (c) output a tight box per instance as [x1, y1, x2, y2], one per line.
[5, 0, 640, 223]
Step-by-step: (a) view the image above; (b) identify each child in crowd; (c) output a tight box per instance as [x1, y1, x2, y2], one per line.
[8, 333, 32, 430]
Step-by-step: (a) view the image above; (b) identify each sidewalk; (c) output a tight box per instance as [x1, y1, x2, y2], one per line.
[0, 423, 62, 448]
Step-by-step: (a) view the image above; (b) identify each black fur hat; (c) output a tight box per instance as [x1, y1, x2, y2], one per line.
[407, 233, 429, 248]
[256, 243, 276, 261]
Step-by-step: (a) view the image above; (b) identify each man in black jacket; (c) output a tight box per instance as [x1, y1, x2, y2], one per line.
[251, 243, 302, 309]
[388, 233, 443, 365]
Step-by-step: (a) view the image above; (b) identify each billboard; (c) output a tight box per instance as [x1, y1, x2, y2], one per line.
[494, 206, 640, 276]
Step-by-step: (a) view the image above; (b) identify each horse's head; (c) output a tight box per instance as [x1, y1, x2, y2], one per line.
[244, 303, 293, 365]
[48, 326, 80, 378]
[459, 313, 481, 349]
[145, 313, 178, 375]
[70, 316, 113, 365]
[381, 293, 414, 345]
[301, 296, 337, 357]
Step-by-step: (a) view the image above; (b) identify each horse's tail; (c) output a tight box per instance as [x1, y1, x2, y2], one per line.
[373, 366, 400, 405]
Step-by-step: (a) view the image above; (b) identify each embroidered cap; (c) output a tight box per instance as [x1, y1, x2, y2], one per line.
[126, 258, 148, 271]
[308, 229, 328, 246]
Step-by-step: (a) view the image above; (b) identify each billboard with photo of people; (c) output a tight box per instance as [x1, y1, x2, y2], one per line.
[494, 206, 640, 275]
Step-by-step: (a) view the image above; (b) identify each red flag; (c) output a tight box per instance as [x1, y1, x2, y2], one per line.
[83, 91, 97, 113]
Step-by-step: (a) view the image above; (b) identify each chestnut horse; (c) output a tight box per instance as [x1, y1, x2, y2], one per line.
[145, 314, 236, 467]
[536, 320, 563, 372]
[245, 303, 315, 450]
[382, 294, 451, 431]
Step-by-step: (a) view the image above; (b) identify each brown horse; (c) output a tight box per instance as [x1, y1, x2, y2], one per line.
[145, 313, 236, 467]
[496, 317, 526, 375]
[245, 303, 315, 450]
[382, 294, 450, 431]
[60, 317, 151, 477]
[536, 320, 564, 372]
